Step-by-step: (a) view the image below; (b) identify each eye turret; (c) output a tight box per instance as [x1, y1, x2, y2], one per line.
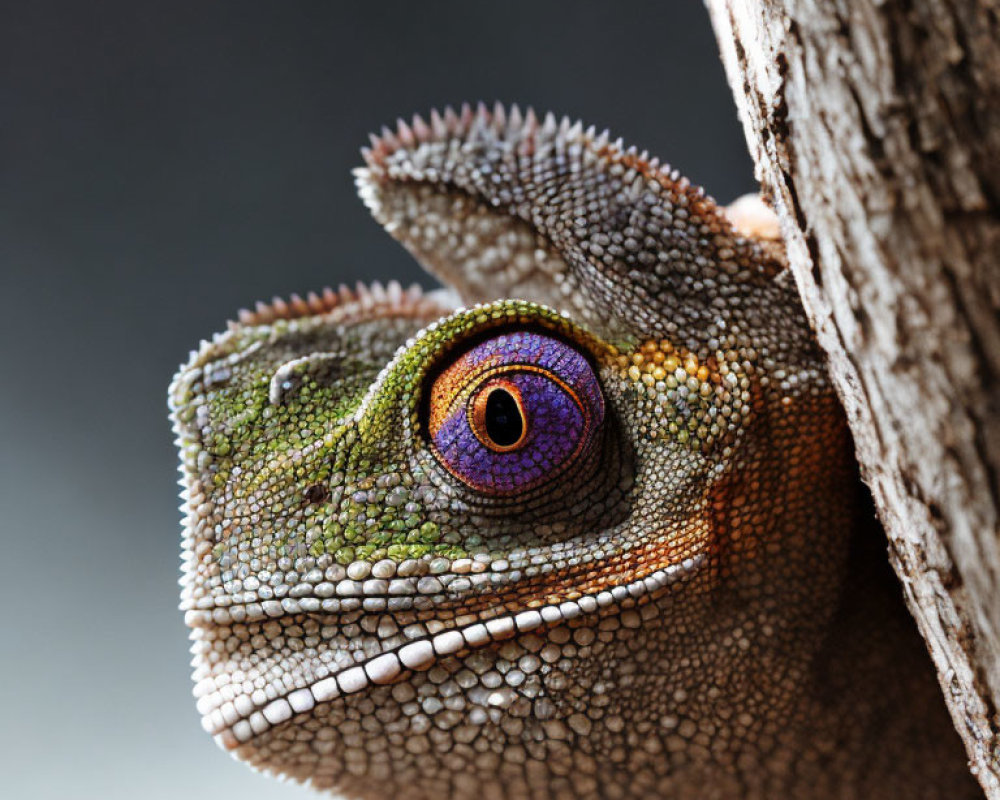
[426, 330, 604, 495]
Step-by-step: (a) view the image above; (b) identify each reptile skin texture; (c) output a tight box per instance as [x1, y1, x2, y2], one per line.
[169, 104, 980, 799]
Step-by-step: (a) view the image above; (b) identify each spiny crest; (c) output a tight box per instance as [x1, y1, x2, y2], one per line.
[230, 280, 433, 329]
[356, 101, 708, 203]
[350, 102, 798, 354]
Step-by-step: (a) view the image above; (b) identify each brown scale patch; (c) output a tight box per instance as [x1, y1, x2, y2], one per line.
[420, 529, 711, 622]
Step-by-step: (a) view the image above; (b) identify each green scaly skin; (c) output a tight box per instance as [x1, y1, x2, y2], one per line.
[170, 104, 978, 799]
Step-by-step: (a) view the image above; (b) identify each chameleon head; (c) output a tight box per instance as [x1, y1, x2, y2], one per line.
[170, 105, 854, 799]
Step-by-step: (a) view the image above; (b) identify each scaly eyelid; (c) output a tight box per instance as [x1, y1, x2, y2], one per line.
[350, 300, 614, 451]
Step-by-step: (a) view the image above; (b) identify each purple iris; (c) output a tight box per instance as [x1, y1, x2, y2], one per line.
[428, 331, 604, 495]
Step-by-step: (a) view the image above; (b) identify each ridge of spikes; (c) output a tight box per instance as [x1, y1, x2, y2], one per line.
[228, 281, 432, 330]
[357, 101, 693, 195]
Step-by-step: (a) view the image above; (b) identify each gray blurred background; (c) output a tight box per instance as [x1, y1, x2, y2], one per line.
[0, 2, 754, 798]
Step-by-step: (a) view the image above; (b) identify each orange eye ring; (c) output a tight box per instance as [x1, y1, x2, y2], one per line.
[469, 379, 529, 453]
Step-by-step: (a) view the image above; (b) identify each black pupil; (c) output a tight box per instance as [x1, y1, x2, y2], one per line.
[485, 388, 524, 447]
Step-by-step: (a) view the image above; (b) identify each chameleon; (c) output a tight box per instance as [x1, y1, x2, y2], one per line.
[169, 103, 980, 799]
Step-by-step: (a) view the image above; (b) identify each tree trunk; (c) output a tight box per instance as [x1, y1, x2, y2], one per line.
[704, 0, 1000, 795]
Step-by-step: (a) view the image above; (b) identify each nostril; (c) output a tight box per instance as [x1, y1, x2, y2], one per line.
[302, 483, 331, 505]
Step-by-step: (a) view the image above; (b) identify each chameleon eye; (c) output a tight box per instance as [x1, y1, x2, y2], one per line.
[427, 331, 604, 495]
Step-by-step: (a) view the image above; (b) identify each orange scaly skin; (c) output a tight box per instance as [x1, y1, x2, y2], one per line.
[170, 104, 978, 799]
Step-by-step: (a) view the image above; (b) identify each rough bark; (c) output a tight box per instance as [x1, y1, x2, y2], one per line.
[705, 0, 1000, 795]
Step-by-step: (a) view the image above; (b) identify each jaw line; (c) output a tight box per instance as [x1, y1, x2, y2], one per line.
[197, 551, 706, 751]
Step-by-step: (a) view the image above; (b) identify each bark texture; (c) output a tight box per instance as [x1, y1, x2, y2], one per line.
[705, 0, 1000, 795]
